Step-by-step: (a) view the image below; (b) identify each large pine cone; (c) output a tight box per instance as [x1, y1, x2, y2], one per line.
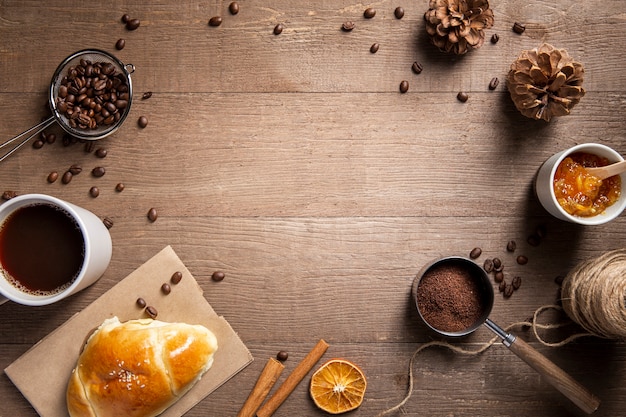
[424, 0, 494, 55]
[507, 44, 585, 122]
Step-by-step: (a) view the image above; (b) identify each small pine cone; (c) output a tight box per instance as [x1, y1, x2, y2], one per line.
[424, 0, 494, 55]
[507, 43, 585, 122]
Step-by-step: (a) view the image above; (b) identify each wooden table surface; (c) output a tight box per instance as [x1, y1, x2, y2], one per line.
[1, 1, 625, 416]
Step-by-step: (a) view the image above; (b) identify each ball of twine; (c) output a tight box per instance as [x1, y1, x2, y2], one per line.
[561, 248, 626, 340]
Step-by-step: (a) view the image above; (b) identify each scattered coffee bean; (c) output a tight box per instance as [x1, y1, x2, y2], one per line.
[370, 43, 379, 53]
[47, 171, 59, 183]
[92, 166, 106, 177]
[95, 148, 108, 158]
[115, 38, 126, 50]
[512, 22, 525, 34]
[342, 21, 355, 31]
[506, 240, 516, 252]
[136, 297, 147, 308]
[512, 276, 522, 290]
[457, 91, 469, 102]
[121, 14, 130, 24]
[46, 133, 56, 144]
[145, 305, 158, 319]
[276, 350, 289, 361]
[229, 2, 240, 15]
[492, 257, 502, 269]
[494, 271, 504, 283]
[503, 284, 514, 298]
[2, 190, 17, 200]
[147, 207, 158, 222]
[209, 16, 223, 27]
[364, 8, 376, 18]
[126, 18, 140, 30]
[212, 271, 225, 282]
[555, 275, 565, 285]
[489, 77, 500, 90]
[84, 141, 94, 153]
[394, 7, 405, 19]
[89, 186, 100, 198]
[490, 33, 499, 44]
[483, 258, 494, 273]
[535, 224, 547, 239]
[69, 164, 83, 175]
[527, 233, 541, 246]
[103, 217, 114, 229]
[62, 171, 73, 184]
[516, 255, 528, 265]
[498, 280, 506, 293]
[161, 283, 171, 295]
[171, 271, 183, 284]
[115, 182, 125, 192]
[138, 116, 148, 128]
[273, 23, 284, 35]
[399, 80, 409, 93]
[469, 247, 482, 259]
[411, 61, 423, 74]
[32, 139, 44, 149]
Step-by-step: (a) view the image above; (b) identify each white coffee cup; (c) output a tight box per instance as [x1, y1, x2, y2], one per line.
[535, 143, 626, 225]
[0, 194, 112, 306]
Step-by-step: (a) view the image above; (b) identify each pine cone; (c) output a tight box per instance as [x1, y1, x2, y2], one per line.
[424, 0, 494, 55]
[507, 44, 585, 122]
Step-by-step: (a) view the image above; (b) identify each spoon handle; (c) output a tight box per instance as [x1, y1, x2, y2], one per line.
[586, 160, 626, 180]
[508, 337, 600, 414]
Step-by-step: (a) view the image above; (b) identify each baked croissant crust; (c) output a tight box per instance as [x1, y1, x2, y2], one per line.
[66, 317, 218, 417]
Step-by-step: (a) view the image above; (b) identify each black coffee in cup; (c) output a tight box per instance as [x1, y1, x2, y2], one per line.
[0, 203, 85, 296]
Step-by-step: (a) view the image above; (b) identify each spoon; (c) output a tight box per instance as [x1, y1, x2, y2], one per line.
[586, 160, 626, 180]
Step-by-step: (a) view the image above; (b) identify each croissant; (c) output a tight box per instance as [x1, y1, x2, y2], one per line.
[66, 317, 218, 417]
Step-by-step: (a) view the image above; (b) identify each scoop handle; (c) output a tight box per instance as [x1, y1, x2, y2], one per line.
[508, 336, 600, 414]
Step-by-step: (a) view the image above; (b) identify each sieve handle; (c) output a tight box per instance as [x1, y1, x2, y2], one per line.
[0, 116, 56, 163]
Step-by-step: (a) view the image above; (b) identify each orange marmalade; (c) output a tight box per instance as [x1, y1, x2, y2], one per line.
[553, 152, 621, 217]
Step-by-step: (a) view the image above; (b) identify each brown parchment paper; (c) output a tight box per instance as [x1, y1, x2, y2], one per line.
[4, 245, 253, 417]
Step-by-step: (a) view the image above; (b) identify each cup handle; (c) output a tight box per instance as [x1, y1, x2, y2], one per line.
[0, 294, 9, 305]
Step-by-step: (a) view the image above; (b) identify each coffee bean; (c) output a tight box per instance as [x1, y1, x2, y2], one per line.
[535, 224, 547, 239]
[492, 257, 502, 269]
[171, 271, 183, 284]
[46, 133, 56, 144]
[527, 233, 541, 246]
[209, 16, 223, 27]
[32, 139, 44, 149]
[483, 258, 494, 273]
[364, 8, 376, 18]
[512, 276, 522, 290]
[512, 22, 525, 34]
[84, 141, 94, 153]
[103, 217, 114, 229]
[411, 61, 423, 74]
[341, 21, 355, 31]
[516, 255, 528, 265]
[115, 39, 126, 50]
[394, 7, 405, 19]
[92, 166, 106, 177]
[229, 2, 239, 15]
[137, 116, 148, 128]
[490, 33, 499, 44]
[2, 190, 17, 200]
[370, 43, 379, 53]
[399, 80, 409, 93]
[145, 305, 158, 319]
[136, 297, 146, 308]
[62, 171, 73, 184]
[498, 280, 506, 293]
[273, 23, 284, 35]
[69, 164, 82, 175]
[503, 284, 514, 298]
[95, 148, 108, 158]
[142, 91, 153, 100]
[494, 271, 504, 283]
[115, 182, 125, 192]
[506, 240, 516, 252]
[147, 207, 158, 222]
[89, 186, 100, 198]
[47, 171, 59, 183]
[276, 350, 289, 361]
[126, 18, 140, 30]
[457, 91, 469, 102]
[489, 77, 500, 90]
[469, 247, 482, 259]
[121, 14, 130, 23]
[212, 271, 225, 282]
[161, 283, 171, 295]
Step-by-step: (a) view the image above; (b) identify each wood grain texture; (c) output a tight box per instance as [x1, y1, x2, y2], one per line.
[1, 0, 626, 416]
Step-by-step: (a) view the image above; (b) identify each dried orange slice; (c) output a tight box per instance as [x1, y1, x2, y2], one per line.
[309, 358, 367, 414]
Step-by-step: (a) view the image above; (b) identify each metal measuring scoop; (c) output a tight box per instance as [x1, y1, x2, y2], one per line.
[412, 256, 600, 414]
[0, 49, 134, 163]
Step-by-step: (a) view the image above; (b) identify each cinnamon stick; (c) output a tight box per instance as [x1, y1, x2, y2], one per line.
[256, 339, 329, 417]
[237, 358, 285, 417]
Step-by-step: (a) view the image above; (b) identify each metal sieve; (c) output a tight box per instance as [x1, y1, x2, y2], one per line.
[0, 49, 134, 162]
